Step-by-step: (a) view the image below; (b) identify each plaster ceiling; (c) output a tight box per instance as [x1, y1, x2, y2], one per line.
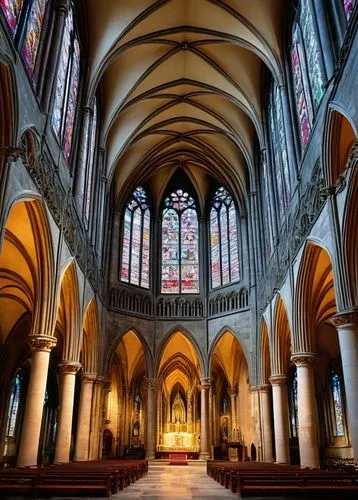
[85, 0, 284, 209]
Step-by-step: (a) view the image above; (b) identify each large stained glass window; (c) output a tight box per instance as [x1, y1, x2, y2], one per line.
[343, 0, 356, 21]
[1, 0, 48, 76]
[261, 156, 274, 262]
[161, 189, 199, 294]
[210, 187, 239, 288]
[84, 99, 97, 225]
[51, 4, 80, 162]
[331, 371, 344, 436]
[291, 0, 324, 148]
[268, 83, 290, 221]
[121, 186, 150, 289]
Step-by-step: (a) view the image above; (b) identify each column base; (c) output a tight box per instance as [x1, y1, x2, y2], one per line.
[199, 452, 210, 461]
[146, 452, 156, 460]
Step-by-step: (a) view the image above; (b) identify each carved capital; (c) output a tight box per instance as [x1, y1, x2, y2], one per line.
[257, 384, 271, 393]
[145, 377, 158, 391]
[291, 352, 316, 367]
[95, 375, 106, 385]
[58, 361, 81, 374]
[249, 385, 258, 393]
[81, 372, 97, 383]
[27, 335, 57, 353]
[200, 377, 212, 390]
[269, 375, 287, 386]
[227, 389, 237, 398]
[330, 308, 358, 330]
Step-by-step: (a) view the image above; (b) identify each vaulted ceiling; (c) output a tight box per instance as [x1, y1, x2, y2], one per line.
[85, 0, 285, 211]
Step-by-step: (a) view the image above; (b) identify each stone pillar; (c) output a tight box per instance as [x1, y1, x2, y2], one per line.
[17, 335, 57, 467]
[331, 310, 358, 460]
[73, 106, 92, 214]
[269, 375, 290, 464]
[54, 361, 81, 463]
[146, 378, 157, 459]
[291, 354, 320, 468]
[74, 373, 96, 461]
[200, 378, 211, 460]
[258, 385, 273, 462]
[166, 395, 171, 426]
[89, 377, 104, 460]
[250, 386, 261, 460]
[228, 390, 237, 431]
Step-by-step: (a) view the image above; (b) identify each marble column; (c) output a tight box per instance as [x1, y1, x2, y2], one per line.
[269, 375, 290, 464]
[258, 385, 273, 462]
[200, 378, 211, 460]
[331, 310, 358, 460]
[54, 361, 81, 463]
[291, 353, 320, 468]
[74, 373, 96, 461]
[146, 378, 157, 460]
[17, 335, 57, 467]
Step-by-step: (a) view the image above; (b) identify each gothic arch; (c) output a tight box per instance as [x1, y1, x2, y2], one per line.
[272, 296, 292, 376]
[80, 297, 100, 374]
[260, 319, 271, 385]
[208, 327, 249, 377]
[294, 242, 337, 354]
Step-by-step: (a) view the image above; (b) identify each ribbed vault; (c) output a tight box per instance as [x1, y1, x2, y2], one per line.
[85, 0, 285, 208]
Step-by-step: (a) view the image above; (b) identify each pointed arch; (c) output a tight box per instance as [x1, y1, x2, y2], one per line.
[260, 319, 271, 385]
[272, 296, 292, 376]
[294, 242, 337, 354]
[106, 328, 151, 379]
[55, 260, 81, 362]
[81, 297, 99, 374]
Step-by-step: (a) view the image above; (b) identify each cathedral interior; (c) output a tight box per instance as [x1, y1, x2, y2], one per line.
[1, 0, 358, 486]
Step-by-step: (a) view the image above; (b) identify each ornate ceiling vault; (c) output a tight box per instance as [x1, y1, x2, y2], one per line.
[85, 0, 284, 210]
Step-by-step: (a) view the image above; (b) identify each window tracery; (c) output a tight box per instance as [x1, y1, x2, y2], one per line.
[210, 187, 240, 288]
[161, 189, 199, 294]
[291, 0, 324, 148]
[261, 156, 274, 261]
[0, 0, 48, 76]
[121, 186, 150, 289]
[51, 4, 80, 161]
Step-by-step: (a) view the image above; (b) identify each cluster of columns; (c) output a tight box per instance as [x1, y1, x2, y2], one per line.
[16, 334, 107, 467]
[255, 309, 358, 468]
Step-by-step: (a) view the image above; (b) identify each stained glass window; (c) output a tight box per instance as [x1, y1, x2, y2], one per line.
[343, 0, 356, 21]
[261, 156, 274, 262]
[210, 187, 240, 289]
[120, 186, 150, 289]
[84, 100, 97, 224]
[291, 0, 324, 148]
[0, 0, 24, 34]
[268, 83, 291, 221]
[6, 371, 22, 438]
[331, 371, 344, 436]
[161, 189, 199, 294]
[51, 5, 80, 162]
[289, 367, 298, 438]
[1, 0, 48, 77]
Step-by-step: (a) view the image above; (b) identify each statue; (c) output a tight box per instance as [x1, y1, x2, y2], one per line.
[175, 416, 180, 433]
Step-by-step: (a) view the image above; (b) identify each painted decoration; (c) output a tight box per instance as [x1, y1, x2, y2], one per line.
[210, 187, 240, 288]
[121, 187, 151, 289]
[161, 189, 199, 294]
[0, 0, 24, 34]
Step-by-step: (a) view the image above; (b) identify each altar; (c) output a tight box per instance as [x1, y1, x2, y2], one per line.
[160, 431, 196, 451]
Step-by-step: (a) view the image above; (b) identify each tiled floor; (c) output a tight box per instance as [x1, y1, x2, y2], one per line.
[113, 461, 235, 499]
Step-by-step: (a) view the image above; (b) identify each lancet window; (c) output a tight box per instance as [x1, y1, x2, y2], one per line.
[210, 187, 240, 288]
[289, 367, 298, 438]
[330, 371, 344, 436]
[261, 156, 274, 262]
[0, 0, 49, 76]
[343, 0, 356, 21]
[121, 186, 150, 289]
[291, 0, 324, 148]
[51, 4, 80, 161]
[268, 83, 290, 220]
[161, 189, 199, 294]
[6, 371, 22, 439]
[84, 99, 98, 225]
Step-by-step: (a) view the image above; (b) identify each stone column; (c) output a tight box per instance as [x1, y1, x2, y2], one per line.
[73, 106, 92, 214]
[146, 378, 157, 459]
[269, 375, 290, 464]
[250, 386, 261, 460]
[54, 361, 81, 463]
[17, 336, 57, 466]
[258, 385, 273, 462]
[89, 377, 104, 460]
[166, 395, 171, 427]
[74, 373, 96, 461]
[291, 354, 320, 468]
[228, 390, 237, 432]
[200, 378, 211, 460]
[331, 310, 358, 460]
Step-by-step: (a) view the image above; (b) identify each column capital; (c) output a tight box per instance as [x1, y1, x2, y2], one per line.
[27, 335, 57, 352]
[145, 377, 158, 391]
[81, 372, 97, 383]
[249, 385, 258, 393]
[227, 389, 237, 397]
[95, 375, 106, 385]
[200, 377, 212, 390]
[58, 361, 81, 374]
[291, 352, 317, 367]
[330, 308, 358, 329]
[257, 384, 271, 393]
[269, 375, 287, 386]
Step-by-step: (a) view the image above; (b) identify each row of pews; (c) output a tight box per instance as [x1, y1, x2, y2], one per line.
[0, 459, 148, 497]
[207, 460, 358, 497]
